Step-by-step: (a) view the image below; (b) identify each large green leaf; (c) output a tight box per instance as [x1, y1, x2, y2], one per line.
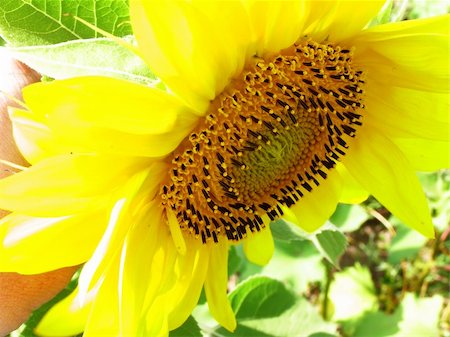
[0, 0, 132, 46]
[217, 298, 337, 337]
[212, 277, 337, 337]
[352, 293, 444, 337]
[228, 276, 296, 320]
[7, 38, 156, 85]
[170, 316, 202, 337]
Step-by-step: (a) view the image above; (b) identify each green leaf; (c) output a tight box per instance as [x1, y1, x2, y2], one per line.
[387, 217, 427, 264]
[270, 219, 308, 242]
[0, 0, 132, 46]
[271, 220, 347, 267]
[328, 264, 378, 322]
[170, 316, 202, 337]
[229, 276, 296, 320]
[258, 240, 325, 293]
[228, 245, 244, 276]
[311, 226, 347, 267]
[7, 38, 157, 85]
[215, 295, 337, 337]
[353, 293, 444, 337]
[330, 204, 370, 233]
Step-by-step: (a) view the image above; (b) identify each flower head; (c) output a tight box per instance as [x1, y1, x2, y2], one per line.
[0, 1, 448, 336]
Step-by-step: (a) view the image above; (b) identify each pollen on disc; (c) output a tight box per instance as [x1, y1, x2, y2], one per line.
[161, 40, 365, 244]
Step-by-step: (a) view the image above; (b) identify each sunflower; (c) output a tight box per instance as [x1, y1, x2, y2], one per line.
[0, 1, 448, 336]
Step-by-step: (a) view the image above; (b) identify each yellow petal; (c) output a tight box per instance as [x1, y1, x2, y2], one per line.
[342, 127, 434, 238]
[167, 209, 187, 255]
[0, 211, 107, 274]
[83, 259, 121, 337]
[0, 154, 147, 216]
[120, 204, 179, 336]
[130, 0, 252, 113]
[363, 84, 449, 141]
[35, 287, 92, 337]
[243, 225, 274, 266]
[8, 108, 74, 164]
[48, 114, 196, 158]
[78, 164, 165, 299]
[303, 0, 385, 42]
[16, 79, 199, 159]
[204, 240, 236, 332]
[354, 15, 450, 93]
[166, 239, 210, 329]
[22, 76, 187, 135]
[9, 107, 196, 160]
[393, 138, 450, 172]
[336, 163, 369, 204]
[246, 0, 308, 55]
[287, 169, 342, 232]
[119, 202, 170, 335]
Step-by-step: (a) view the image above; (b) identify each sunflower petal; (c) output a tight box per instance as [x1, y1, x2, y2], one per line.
[246, 0, 307, 54]
[83, 259, 121, 337]
[8, 108, 69, 164]
[130, 0, 252, 113]
[78, 164, 165, 299]
[22, 77, 187, 135]
[343, 127, 434, 238]
[119, 205, 176, 335]
[393, 138, 450, 172]
[336, 163, 369, 204]
[287, 170, 342, 232]
[0, 154, 147, 216]
[204, 240, 236, 332]
[166, 239, 210, 329]
[9, 106, 197, 160]
[354, 15, 450, 93]
[364, 84, 449, 141]
[0, 211, 107, 274]
[304, 0, 385, 42]
[243, 226, 274, 266]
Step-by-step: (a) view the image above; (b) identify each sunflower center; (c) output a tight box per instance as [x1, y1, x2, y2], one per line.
[161, 40, 365, 243]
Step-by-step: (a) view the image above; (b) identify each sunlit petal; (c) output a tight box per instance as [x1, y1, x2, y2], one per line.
[343, 127, 434, 238]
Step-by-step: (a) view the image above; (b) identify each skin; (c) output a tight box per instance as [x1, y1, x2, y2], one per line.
[0, 50, 78, 336]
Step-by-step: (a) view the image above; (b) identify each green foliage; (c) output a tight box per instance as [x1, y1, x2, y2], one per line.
[328, 264, 379, 322]
[7, 38, 156, 85]
[352, 294, 444, 337]
[313, 227, 347, 267]
[406, 0, 450, 19]
[215, 277, 337, 337]
[387, 218, 427, 264]
[0, 0, 132, 46]
[330, 204, 370, 233]
[170, 316, 202, 337]
[229, 276, 296, 320]
[271, 219, 347, 267]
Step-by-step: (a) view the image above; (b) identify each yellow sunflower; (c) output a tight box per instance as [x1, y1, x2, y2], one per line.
[0, 0, 448, 336]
